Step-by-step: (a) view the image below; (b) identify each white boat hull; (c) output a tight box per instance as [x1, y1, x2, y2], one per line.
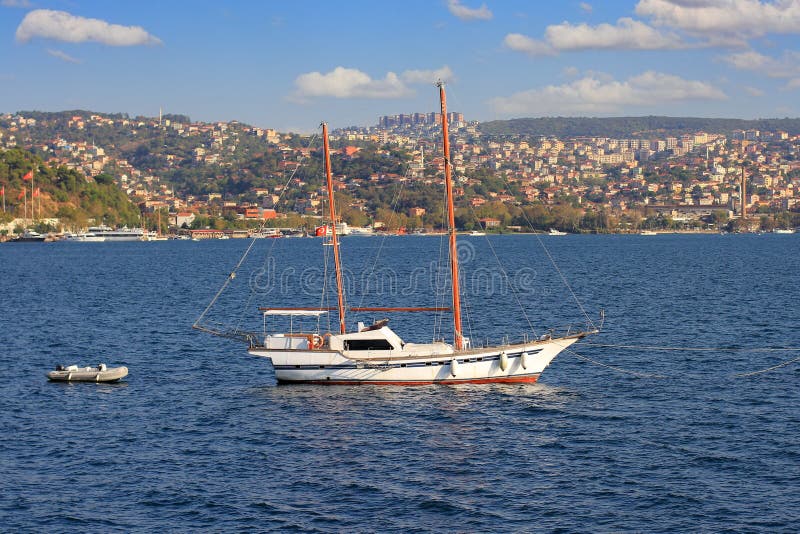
[248, 337, 578, 385]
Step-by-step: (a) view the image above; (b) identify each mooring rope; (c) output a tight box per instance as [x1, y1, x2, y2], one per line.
[563, 347, 668, 379]
[572, 340, 800, 378]
[732, 356, 800, 377]
[581, 342, 800, 353]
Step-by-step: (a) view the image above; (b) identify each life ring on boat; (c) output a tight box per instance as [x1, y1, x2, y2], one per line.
[310, 334, 324, 349]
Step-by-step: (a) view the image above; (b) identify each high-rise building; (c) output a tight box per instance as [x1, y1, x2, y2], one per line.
[377, 111, 455, 128]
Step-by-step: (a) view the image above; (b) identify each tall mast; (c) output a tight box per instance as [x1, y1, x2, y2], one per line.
[437, 82, 464, 350]
[322, 123, 346, 334]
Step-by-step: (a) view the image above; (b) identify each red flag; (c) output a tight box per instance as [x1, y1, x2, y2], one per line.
[33, 187, 40, 198]
[22, 170, 33, 181]
[17, 190, 24, 200]
[1, 186, 4, 196]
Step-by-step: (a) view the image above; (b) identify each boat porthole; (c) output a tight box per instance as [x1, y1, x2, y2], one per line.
[326, 376, 330, 380]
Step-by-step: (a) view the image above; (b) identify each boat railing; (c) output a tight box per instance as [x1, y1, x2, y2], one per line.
[478, 323, 597, 348]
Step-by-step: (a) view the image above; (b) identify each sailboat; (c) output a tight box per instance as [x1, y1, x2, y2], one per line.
[195, 83, 596, 385]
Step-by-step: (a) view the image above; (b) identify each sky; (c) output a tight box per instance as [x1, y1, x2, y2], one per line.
[3, 0, 800, 131]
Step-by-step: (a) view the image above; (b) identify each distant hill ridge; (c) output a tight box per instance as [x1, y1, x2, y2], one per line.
[478, 116, 800, 138]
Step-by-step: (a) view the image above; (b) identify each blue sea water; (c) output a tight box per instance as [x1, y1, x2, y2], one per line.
[1, 234, 799, 532]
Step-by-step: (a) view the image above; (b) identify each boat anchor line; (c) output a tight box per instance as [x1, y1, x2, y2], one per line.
[569, 341, 800, 379]
[580, 342, 800, 352]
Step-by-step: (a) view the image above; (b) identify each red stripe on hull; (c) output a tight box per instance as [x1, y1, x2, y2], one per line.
[276, 375, 540, 386]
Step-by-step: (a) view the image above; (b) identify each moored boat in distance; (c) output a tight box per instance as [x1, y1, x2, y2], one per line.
[64, 225, 145, 242]
[548, 228, 568, 236]
[63, 231, 104, 242]
[12, 230, 47, 242]
[252, 228, 283, 238]
[347, 226, 375, 236]
[640, 230, 658, 236]
[773, 228, 795, 234]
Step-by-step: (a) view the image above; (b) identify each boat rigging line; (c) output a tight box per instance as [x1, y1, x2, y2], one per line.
[445, 83, 598, 334]
[466, 202, 537, 337]
[354, 131, 419, 312]
[193, 133, 320, 336]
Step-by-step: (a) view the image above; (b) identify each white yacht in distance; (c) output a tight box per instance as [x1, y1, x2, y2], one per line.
[347, 226, 375, 236]
[64, 226, 145, 242]
[548, 228, 568, 236]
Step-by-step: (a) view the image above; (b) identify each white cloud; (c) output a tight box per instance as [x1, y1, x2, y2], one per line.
[401, 65, 454, 84]
[16, 9, 162, 46]
[490, 71, 726, 115]
[507, 1, 800, 57]
[636, 0, 800, 40]
[723, 50, 800, 78]
[743, 86, 764, 96]
[2, 0, 32, 7]
[46, 48, 80, 63]
[503, 33, 555, 56]
[506, 17, 684, 55]
[562, 66, 580, 78]
[546, 17, 684, 50]
[294, 67, 413, 100]
[447, 0, 492, 21]
[293, 65, 455, 100]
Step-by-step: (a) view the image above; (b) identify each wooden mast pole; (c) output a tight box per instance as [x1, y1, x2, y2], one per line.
[437, 82, 464, 350]
[322, 122, 346, 334]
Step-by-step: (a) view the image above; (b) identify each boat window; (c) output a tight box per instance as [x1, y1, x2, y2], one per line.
[344, 339, 394, 351]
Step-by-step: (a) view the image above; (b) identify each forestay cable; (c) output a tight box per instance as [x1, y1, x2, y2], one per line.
[194, 133, 319, 333]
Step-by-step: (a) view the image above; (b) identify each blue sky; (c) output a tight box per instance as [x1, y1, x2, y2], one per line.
[3, 0, 800, 131]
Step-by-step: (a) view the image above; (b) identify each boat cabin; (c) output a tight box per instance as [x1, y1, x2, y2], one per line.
[259, 309, 457, 357]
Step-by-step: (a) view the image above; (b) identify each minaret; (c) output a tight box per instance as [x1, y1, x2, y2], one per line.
[741, 166, 747, 220]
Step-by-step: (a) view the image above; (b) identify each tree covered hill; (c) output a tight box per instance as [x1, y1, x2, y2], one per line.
[478, 116, 800, 138]
[0, 148, 140, 229]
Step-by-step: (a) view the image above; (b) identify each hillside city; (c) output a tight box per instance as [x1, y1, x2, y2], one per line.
[1, 108, 799, 238]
